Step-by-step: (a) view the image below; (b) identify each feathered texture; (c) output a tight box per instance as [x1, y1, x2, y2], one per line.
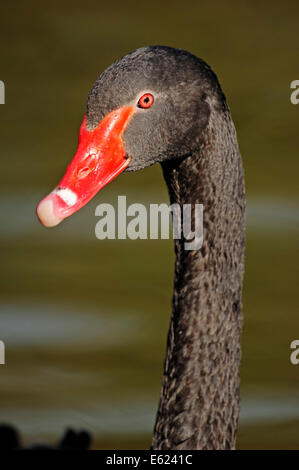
[152, 100, 245, 449]
[87, 46, 224, 171]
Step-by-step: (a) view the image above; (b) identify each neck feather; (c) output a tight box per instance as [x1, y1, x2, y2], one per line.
[152, 107, 245, 450]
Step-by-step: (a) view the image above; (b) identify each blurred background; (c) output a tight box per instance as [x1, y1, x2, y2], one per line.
[0, 0, 298, 449]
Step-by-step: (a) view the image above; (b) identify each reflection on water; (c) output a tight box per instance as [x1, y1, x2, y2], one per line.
[0, 402, 156, 437]
[1, 392, 299, 438]
[0, 303, 140, 347]
[240, 397, 299, 425]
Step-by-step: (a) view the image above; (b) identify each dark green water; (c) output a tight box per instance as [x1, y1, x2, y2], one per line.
[0, 1, 299, 449]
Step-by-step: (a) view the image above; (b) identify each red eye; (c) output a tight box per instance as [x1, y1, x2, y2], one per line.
[137, 93, 154, 109]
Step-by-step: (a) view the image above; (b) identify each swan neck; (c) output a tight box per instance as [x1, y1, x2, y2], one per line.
[152, 108, 245, 450]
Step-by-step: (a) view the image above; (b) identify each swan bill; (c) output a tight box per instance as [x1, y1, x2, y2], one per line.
[36, 106, 134, 227]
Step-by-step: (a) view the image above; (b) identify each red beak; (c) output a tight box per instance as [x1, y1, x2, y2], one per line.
[36, 106, 134, 227]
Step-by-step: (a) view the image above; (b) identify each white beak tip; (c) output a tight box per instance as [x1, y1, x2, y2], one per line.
[36, 199, 63, 228]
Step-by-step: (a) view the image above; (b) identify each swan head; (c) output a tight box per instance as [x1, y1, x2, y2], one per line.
[37, 45, 224, 228]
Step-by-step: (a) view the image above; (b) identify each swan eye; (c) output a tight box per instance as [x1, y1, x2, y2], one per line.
[137, 93, 154, 109]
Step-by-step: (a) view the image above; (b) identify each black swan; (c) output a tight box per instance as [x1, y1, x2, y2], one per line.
[36, 45, 245, 450]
